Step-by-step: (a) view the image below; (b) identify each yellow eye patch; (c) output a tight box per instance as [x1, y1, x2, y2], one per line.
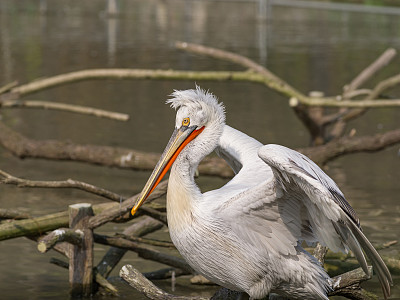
[182, 117, 190, 126]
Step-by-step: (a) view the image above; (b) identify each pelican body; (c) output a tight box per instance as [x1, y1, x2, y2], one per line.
[132, 87, 392, 299]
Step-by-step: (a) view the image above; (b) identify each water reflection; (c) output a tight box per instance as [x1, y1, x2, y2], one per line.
[0, 0, 399, 299]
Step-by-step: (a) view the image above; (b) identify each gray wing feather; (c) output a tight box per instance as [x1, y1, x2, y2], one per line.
[258, 144, 392, 299]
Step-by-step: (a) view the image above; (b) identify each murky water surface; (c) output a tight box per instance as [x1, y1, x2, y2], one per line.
[0, 1, 399, 299]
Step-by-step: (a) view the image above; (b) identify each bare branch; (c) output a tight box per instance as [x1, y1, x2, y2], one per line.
[97, 216, 164, 278]
[143, 268, 190, 280]
[88, 180, 168, 229]
[176, 41, 307, 102]
[0, 99, 129, 121]
[0, 81, 18, 94]
[37, 228, 83, 253]
[0, 208, 30, 220]
[0, 168, 124, 202]
[0, 120, 234, 178]
[95, 233, 193, 273]
[117, 234, 174, 248]
[120, 264, 206, 300]
[290, 96, 400, 108]
[313, 243, 328, 265]
[300, 128, 400, 165]
[343, 48, 397, 96]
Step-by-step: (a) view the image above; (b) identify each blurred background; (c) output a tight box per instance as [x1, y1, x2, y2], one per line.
[0, 0, 399, 299]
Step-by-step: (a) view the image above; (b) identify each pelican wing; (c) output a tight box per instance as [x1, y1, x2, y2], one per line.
[256, 144, 392, 298]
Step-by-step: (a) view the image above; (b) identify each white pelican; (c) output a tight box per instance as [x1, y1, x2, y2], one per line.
[131, 87, 392, 299]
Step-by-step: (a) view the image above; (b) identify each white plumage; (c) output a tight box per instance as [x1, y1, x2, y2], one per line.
[132, 86, 392, 299]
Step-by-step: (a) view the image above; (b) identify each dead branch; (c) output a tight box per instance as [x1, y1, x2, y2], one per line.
[120, 264, 206, 300]
[97, 216, 164, 278]
[143, 267, 190, 280]
[37, 228, 83, 253]
[49, 258, 119, 295]
[0, 99, 129, 121]
[0, 120, 233, 178]
[0, 168, 124, 202]
[290, 96, 400, 108]
[0, 208, 30, 220]
[5, 69, 258, 97]
[175, 41, 306, 102]
[300, 128, 400, 165]
[88, 180, 168, 229]
[328, 267, 377, 300]
[0, 81, 18, 94]
[117, 234, 174, 248]
[0, 184, 166, 241]
[313, 243, 328, 265]
[94, 233, 194, 274]
[139, 206, 168, 226]
[343, 48, 397, 97]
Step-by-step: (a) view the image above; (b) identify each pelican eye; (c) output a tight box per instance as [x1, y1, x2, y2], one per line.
[182, 117, 190, 127]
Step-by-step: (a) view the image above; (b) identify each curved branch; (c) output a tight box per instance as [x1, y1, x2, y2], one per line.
[343, 48, 397, 97]
[0, 99, 129, 121]
[300, 128, 400, 165]
[176, 41, 307, 102]
[0, 169, 124, 202]
[8, 69, 258, 97]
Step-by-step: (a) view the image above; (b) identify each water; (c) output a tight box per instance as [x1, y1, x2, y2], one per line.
[0, 0, 399, 299]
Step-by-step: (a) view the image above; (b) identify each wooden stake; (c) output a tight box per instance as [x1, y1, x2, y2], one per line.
[68, 203, 94, 297]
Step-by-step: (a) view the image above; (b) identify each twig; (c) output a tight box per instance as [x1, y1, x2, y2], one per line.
[120, 264, 207, 300]
[0, 81, 18, 94]
[0, 99, 129, 121]
[37, 228, 83, 253]
[343, 48, 397, 97]
[375, 240, 398, 251]
[0, 169, 124, 202]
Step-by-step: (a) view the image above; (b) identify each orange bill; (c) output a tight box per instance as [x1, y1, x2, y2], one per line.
[131, 125, 204, 215]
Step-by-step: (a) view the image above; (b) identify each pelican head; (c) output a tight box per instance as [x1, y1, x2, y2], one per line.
[131, 86, 225, 215]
